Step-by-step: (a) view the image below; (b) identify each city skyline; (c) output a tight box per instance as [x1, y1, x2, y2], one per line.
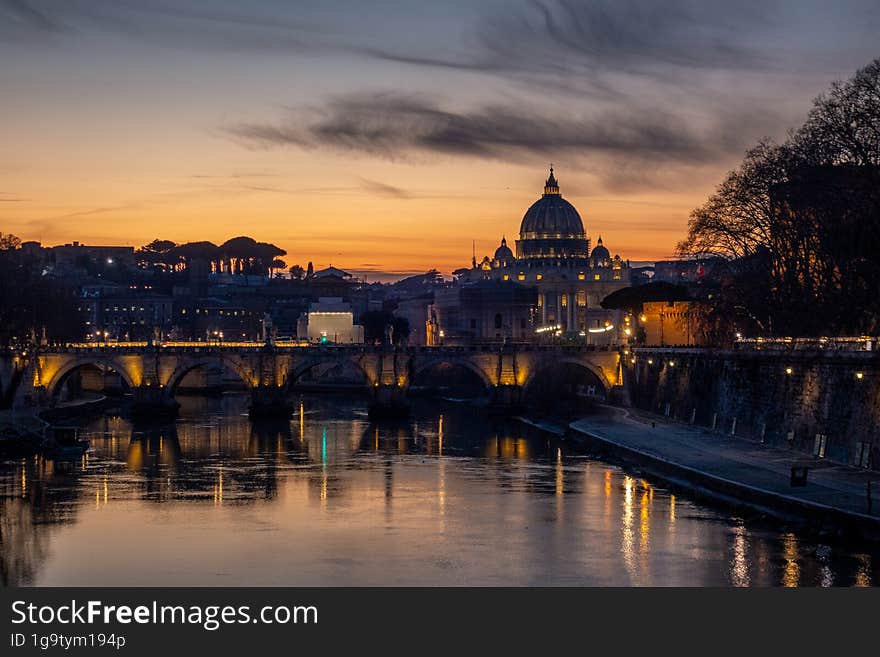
[3, 0, 880, 280]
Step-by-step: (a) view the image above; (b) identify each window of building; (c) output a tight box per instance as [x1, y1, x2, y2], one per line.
[470, 318, 477, 329]
[494, 313, 502, 329]
[594, 274, 601, 280]
[577, 291, 587, 307]
[518, 273, 525, 281]
[503, 274, 509, 281]
[536, 274, 542, 281]
[561, 295, 568, 307]
[578, 272, 585, 280]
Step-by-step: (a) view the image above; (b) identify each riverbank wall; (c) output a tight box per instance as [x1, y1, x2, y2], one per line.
[628, 347, 880, 468]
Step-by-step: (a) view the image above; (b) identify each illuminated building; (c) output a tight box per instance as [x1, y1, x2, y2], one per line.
[454, 167, 631, 342]
[296, 297, 364, 344]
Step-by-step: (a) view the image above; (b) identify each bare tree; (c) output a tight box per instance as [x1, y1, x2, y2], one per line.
[678, 58, 880, 339]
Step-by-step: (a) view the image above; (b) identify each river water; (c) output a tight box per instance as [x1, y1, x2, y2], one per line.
[1, 394, 877, 586]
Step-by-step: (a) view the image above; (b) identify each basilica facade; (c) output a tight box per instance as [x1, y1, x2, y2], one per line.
[433, 167, 631, 344]
[451, 168, 630, 342]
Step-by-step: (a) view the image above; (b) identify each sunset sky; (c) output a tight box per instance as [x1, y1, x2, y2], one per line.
[2, 1, 879, 280]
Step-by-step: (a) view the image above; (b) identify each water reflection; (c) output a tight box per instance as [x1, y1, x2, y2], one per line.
[1, 393, 878, 586]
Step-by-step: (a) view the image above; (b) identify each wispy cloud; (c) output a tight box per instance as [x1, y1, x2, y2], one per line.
[357, 177, 412, 200]
[359, 0, 784, 99]
[0, 0, 329, 51]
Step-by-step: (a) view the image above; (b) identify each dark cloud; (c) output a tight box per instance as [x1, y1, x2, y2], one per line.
[225, 92, 780, 189]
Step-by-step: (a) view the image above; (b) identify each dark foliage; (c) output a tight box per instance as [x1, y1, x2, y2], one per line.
[679, 58, 880, 338]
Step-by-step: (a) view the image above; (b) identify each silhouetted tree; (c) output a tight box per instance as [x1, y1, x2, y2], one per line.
[136, 239, 178, 270]
[679, 57, 880, 338]
[0, 233, 22, 251]
[600, 282, 691, 314]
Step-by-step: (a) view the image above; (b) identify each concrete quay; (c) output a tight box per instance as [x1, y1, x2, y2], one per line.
[568, 406, 880, 539]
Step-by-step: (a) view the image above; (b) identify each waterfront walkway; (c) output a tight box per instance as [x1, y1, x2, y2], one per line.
[569, 407, 880, 533]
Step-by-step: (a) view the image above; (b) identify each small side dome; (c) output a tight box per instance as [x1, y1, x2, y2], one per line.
[493, 236, 514, 267]
[590, 236, 611, 267]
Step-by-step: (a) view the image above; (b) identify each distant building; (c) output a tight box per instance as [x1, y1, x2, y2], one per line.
[394, 295, 435, 346]
[52, 242, 136, 269]
[430, 280, 536, 344]
[297, 297, 364, 344]
[312, 266, 353, 280]
[173, 299, 259, 342]
[79, 292, 174, 341]
[653, 258, 722, 285]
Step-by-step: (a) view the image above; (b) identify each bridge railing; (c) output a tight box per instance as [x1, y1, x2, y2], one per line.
[734, 337, 875, 352]
[38, 341, 622, 354]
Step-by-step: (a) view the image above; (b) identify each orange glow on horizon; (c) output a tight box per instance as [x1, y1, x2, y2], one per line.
[2, 148, 710, 279]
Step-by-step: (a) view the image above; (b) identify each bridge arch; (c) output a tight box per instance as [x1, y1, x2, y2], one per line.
[44, 357, 137, 399]
[165, 356, 257, 396]
[409, 356, 494, 390]
[521, 357, 610, 400]
[285, 355, 371, 389]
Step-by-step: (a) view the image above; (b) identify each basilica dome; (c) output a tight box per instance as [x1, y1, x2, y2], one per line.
[493, 237, 514, 266]
[516, 168, 590, 260]
[590, 236, 611, 267]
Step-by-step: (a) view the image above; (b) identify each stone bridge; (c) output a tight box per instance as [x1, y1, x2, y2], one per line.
[1, 342, 621, 418]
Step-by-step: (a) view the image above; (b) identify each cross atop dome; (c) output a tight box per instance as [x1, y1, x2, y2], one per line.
[543, 165, 560, 196]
